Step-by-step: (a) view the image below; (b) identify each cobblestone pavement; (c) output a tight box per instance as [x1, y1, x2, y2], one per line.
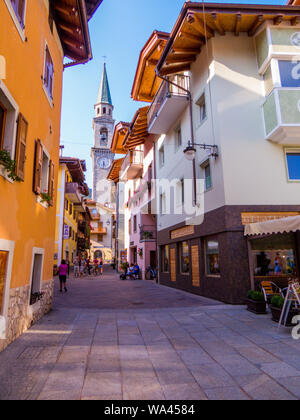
[0, 267, 300, 400]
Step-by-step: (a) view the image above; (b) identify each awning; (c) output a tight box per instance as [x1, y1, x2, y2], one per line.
[244, 215, 300, 236]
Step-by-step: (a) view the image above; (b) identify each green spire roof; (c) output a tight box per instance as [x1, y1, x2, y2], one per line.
[97, 63, 112, 105]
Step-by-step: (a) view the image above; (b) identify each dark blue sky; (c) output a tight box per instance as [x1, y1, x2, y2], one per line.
[60, 0, 286, 186]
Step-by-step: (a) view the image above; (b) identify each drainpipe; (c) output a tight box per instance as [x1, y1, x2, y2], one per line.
[155, 70, 198, 207]
[152, 140, 160, 284]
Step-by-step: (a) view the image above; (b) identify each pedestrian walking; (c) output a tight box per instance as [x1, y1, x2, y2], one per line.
[58, 259, 68, 293]
[99, 258, 103, 275]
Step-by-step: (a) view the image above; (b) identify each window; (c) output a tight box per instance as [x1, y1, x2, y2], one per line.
[202, 161, 212, 191]
[175, 126, 182, 150]
[133, 215, 137, 233]
[206, 238, 220, 276]
[103, 107, 106, 114]
[128, 218, 131, 235]
[100, 128, 108, 146]
[10, 0, 26, 28]
[15, 113, 28, 181]
[161, 245, 169, 273]
[278, 60, 300, 88]
[176, 179, 184, 207]
[286, 151, 300, 180]
[180, 241, 190, 274]
[0, 82, 19, 160]
[69, 204, 73, 215]
[0, 103, 7, 151]
[160, 193, 166, 214]
[30, 252, 43, 306]
[43, 46, 54, 101]
[197, 93, 207, 124]
[0, 251, 8, 314]
[159, 146, 165, 167]
[33, 140, 54, 205]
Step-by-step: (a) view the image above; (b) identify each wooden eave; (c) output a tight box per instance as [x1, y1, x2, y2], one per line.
[122, 106, 149, 150]
[157, 2, 300, 76]
[107, 158, 124, 183]
[50, 0, 92, 66]
[85, 0, 103, 20]
[111, 122, 130, 154]
[131, 31, 169, 102]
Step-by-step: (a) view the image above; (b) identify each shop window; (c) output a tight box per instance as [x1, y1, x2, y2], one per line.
[196, 93, 207, 124]
[10, 0, 25, 28]
[0, 251, 8, 314]
[286, 151, 300, 180]
[161, 245, 169, 273]
[43, 45, 54, 101]
[278, 60, 300, 88]
[251, 233, 296, 277]
[205, 238, 220, 276]
[180, 241, 190, 274]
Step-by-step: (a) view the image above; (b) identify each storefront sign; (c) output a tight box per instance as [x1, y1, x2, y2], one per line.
[241, 212, 300, 226]
[171, 225, 195, 240]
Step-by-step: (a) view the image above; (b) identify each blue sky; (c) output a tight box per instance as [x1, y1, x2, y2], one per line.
[60, 0, 286, 187]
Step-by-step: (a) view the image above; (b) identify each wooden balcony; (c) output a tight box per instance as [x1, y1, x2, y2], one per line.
[65, 182, 82, 203]
[120, 150, 143, 181]
[148, 75, 190, 135]
[91, 227, 107, 235]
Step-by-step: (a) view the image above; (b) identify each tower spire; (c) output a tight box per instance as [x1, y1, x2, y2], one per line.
[97, 63, 112, 106]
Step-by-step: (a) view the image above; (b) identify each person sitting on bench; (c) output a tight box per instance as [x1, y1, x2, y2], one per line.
[133, 264, 140, 279]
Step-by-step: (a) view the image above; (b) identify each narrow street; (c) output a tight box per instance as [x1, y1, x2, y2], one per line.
[0, 267, 299, 400]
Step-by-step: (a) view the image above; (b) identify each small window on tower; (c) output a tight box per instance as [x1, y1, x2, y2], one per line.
[103, 107, 106, 114]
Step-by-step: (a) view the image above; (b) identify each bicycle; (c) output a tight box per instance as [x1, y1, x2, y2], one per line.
[145, 265, 156, 280]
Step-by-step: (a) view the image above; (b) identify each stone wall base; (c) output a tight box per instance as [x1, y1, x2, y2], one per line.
[0, 279, 54, 353]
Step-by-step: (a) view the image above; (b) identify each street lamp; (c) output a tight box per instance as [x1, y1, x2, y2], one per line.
[183, 141, 218, 160]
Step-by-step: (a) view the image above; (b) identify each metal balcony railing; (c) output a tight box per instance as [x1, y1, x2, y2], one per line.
[148, 75, 190, 128]
[140, 225, 156, 242]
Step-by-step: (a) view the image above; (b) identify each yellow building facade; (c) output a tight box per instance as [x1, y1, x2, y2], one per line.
[0, 0, 97, 351]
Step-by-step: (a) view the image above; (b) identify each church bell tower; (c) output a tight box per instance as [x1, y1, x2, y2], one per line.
[91, 63, 115, 205]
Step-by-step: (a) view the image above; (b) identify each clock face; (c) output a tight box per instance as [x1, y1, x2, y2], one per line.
[97, 157, 110, 169]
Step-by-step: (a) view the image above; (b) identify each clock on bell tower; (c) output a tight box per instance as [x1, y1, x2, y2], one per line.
[91, 63, 115, 206]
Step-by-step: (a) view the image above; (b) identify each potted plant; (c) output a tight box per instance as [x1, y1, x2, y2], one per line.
[40, 192, 51, 205]
[0, 150, 22, 182]
[246, 290, 267, 314]
[270, 295, 300, 326]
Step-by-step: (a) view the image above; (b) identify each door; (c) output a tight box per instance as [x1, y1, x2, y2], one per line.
[150, 251, 157, 269]
[0, 251, 8, 314]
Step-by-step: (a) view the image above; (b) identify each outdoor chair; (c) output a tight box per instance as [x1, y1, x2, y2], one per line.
[260, 281, 284, 304]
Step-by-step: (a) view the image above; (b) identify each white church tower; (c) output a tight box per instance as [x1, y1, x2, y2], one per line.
[92, 63, 115, 205]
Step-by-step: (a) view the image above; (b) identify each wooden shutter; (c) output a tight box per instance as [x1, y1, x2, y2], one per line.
[48, 160, 54, 206]
[191, 245, 200, 287]
[170, 248, 176, 282]
[33, 140, 43, 194]
[15, 113, 28, 181]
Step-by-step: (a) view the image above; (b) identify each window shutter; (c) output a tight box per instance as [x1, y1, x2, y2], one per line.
[33, 139, 42, 194]
[15, 113, 28, 181]
[48, 160, 55, 206]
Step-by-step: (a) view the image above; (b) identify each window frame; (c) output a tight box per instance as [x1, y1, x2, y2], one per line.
[4, 0, 27, 42]
[159, 146, 165, 168]
[42, 42, 54, 106]
[0, 102, 7, 151]
[175, 125, 182, 151]
[179, 241, 190, 275]
[196, 92, 207, 126]
[205, 237, 221, 278]
[201, 159, 212, 192]
[28, 248, 45, 308]
[161, 245, 170, 273]
[285, 148, 300, 183]
[0, 239, 15, 339]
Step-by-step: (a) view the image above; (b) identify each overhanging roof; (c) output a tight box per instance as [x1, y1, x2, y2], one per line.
[131, 30, 169, 102]
[107, 158, 124, 183]
[111, 122, 130, 154]
[51, 0, 92, 66]
[245, 215, 300, 236]
[157, 2, 300, 76]
[85, 0, 103, 20]
[122, 106, 149, 150]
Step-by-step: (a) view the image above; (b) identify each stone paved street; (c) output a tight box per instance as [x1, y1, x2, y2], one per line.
[0, 267, 300, 400]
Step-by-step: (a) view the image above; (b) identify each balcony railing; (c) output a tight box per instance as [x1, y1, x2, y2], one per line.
[120, 150, 144, 181]
[148, 75, 190, 134]
[140, 225, 156, 242]
[91, 227, 107, 235]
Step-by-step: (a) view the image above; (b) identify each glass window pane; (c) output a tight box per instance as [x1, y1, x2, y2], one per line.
[251, 234, 296, 276]
[286, 153, 300, 180]
[206, 239, 220, 275]
[162, 245, 169, 272]
[205, 164, 212, 190]
[180, 241, 189, 273]
[278, 61, 300, 88]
